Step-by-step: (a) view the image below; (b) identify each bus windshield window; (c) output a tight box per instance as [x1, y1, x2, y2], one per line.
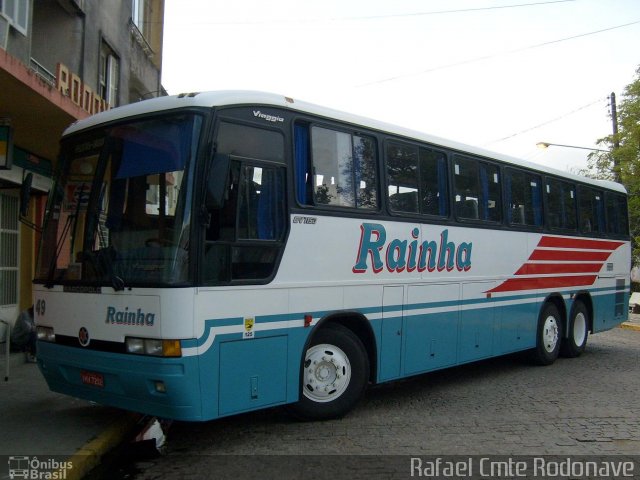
[36, 114, 202, 286]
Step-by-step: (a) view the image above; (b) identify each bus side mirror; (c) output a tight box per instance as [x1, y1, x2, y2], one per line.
[205, 153, 230, 210]
[20, 172, 33, 217]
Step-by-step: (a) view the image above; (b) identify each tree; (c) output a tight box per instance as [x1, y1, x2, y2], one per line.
[584, 66, 640, 264]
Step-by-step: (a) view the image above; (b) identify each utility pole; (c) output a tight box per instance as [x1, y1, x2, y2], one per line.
[610, 92, 621, 182]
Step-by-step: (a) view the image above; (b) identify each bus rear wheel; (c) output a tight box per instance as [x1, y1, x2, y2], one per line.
[531, 303, 562, 365]
[560, 300, 589, 358]
[288, 323, 369, 420]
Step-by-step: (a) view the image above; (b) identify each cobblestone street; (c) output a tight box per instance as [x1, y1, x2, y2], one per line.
[122, 326, 640, 479]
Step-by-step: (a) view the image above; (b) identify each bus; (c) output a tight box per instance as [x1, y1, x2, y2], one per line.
[30, 91, 631, 422]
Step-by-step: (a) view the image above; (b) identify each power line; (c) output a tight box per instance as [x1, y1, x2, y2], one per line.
[171, 0, 577, 26]
[358, 20, 640, 87]
[485, 97, 606, 145]
[321, 0, 578, 23]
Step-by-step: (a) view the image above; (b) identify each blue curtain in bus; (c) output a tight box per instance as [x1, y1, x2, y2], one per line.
[437, 158, 448, 216]
[479, 165, 489, 221]
[257, 169, 284, 240]
[294, 125, 309, 205]
[531, 179, 543, 226]
[504, 173, 512, 223]
[559, 184, 567, 228]
[114, 118, 192, 179]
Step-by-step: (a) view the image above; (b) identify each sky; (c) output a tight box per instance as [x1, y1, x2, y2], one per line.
[161, 0, 640, 174]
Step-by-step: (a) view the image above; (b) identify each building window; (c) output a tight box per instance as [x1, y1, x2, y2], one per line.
[132, 0, 148, 37]
[99, 41, 120, 107]
[0, 193, 19, 307]
[0, 0, 28, 35]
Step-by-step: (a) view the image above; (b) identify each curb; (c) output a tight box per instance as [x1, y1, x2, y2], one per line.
[620, 322, 640, 332]
[63, 413, 140, 480]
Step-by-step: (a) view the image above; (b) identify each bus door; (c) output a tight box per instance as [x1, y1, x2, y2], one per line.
[196, 121, 288, 417]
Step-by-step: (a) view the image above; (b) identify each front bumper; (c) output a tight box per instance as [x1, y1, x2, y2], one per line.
[37, 340, 204, 421]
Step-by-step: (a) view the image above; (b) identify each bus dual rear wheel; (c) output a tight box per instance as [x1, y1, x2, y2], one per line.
[561, 301, 589, 358]
[288, 323, 370, 420]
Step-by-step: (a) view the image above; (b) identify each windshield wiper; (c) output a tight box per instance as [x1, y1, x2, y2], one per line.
[44, 211, 73, 289]
[44, 180, 87, 287]
[46, 183, 89, 288]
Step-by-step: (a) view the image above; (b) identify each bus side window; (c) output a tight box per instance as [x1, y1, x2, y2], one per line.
[505, 169, 542, 227]
[454, 156, 501, 223]
[606, 192, 629, 235]
[419, 148, 449, 217]
[386, 143, 449, 217]
[454, 156, 480, 220]
[387, 142, 419, 213]
[545, 179, 577, 231]
[303, 124, 378, 210]
[578, 186, 605, 234]
[480, 163, 501, 222]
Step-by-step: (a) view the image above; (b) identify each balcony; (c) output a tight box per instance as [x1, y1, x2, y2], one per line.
[0, 49, 89, 162]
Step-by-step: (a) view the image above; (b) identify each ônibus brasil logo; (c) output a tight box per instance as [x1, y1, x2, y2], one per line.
[7, 456, 73, 479]
[352, 223, 472, 274]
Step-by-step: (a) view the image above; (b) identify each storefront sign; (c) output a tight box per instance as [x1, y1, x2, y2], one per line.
[56, 63, 111, 115]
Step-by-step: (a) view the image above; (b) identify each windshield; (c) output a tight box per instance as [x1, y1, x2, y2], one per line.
[36, 113, 203, 287]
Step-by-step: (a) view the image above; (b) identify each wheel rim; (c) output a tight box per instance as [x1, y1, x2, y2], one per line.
[542, 315, 560, 353]
[302, 343, 351, 403]
[573, 312, 587, 347]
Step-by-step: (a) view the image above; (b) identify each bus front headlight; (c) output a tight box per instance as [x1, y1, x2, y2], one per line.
[36, 326, 55, 342]
[125, 337, 182, 357]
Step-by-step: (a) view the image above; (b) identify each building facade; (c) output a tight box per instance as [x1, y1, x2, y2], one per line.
[0, 0, 165, 335]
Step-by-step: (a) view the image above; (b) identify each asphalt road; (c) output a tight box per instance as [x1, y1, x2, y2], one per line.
[101, 327, 640, 479]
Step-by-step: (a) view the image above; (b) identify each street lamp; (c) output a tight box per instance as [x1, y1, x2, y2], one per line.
[536, 142, 609, 153]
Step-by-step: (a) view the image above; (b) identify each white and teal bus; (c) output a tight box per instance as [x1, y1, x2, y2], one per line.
[31, 91, 630, 421]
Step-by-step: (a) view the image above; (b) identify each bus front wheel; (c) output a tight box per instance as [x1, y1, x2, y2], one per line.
[288, 323, 369, 420]
[532, 303, 562, 365]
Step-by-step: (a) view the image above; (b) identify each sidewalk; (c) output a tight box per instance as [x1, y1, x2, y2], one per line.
[0, 352, 138, 480]
[621, 312, 640, 331]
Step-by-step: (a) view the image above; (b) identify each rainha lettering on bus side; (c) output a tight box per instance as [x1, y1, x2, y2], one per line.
[352, 223, 472, 274]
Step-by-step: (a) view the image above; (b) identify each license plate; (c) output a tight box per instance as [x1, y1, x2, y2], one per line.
[81, 370, 104, 388]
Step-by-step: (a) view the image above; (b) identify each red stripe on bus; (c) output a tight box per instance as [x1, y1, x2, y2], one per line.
[537, 236, 625, 251]
[488, 275, 598, 293]
[528, 250, 611, 262]
[514, 263, 603, 275]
